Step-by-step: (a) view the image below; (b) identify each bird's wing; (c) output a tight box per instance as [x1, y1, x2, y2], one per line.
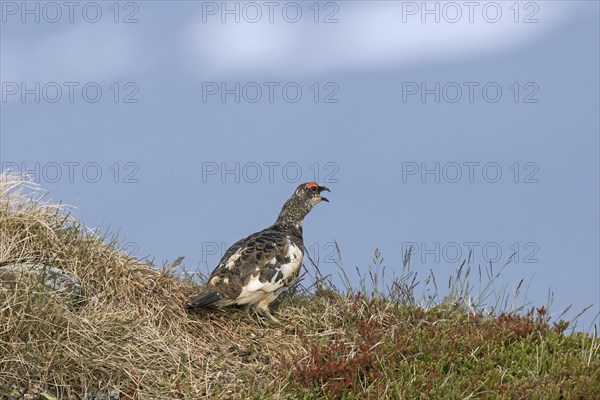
[187, 229, 303, 308]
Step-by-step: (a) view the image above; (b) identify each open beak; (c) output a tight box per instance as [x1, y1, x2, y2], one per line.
[318, 185, 331, 202]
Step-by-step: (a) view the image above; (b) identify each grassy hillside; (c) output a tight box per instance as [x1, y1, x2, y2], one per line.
[0, 174, 598, 399]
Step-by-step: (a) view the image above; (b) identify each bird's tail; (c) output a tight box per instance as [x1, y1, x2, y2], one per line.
[185, 290, 224, 309]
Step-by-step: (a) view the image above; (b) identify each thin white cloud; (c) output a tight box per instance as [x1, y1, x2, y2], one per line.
[0, 1, 584, 87]
[183, 1, 581, 77]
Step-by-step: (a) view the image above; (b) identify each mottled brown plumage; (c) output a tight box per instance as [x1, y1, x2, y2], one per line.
[186, 182, 330, 323]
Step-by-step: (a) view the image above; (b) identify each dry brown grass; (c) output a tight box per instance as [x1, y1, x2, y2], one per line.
[0, 173, 305, 399]
[1, 173, 598, 399]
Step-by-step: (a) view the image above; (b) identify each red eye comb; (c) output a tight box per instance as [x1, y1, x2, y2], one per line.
[306, 182, 319, 189]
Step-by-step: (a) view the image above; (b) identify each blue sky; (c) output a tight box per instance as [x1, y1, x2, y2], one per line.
[1, 1, 599, 329]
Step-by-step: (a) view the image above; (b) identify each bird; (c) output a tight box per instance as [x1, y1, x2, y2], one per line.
[186, 182, 330, 323]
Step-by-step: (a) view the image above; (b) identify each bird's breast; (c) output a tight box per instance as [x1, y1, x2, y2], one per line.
[280, 238, 303, 283]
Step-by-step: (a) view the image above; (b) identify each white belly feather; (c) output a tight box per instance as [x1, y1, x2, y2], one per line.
[236, 239, 303, 305]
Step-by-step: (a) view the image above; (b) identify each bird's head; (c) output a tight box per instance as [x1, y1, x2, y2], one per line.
[294, 182, 330, 206]
[276, 182, 331, 228]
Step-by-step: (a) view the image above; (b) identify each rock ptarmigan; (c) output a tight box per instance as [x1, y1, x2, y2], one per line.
[186, 182, 330, 323]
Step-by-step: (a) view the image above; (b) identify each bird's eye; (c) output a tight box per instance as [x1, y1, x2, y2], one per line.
[310, 186, 318, 192]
